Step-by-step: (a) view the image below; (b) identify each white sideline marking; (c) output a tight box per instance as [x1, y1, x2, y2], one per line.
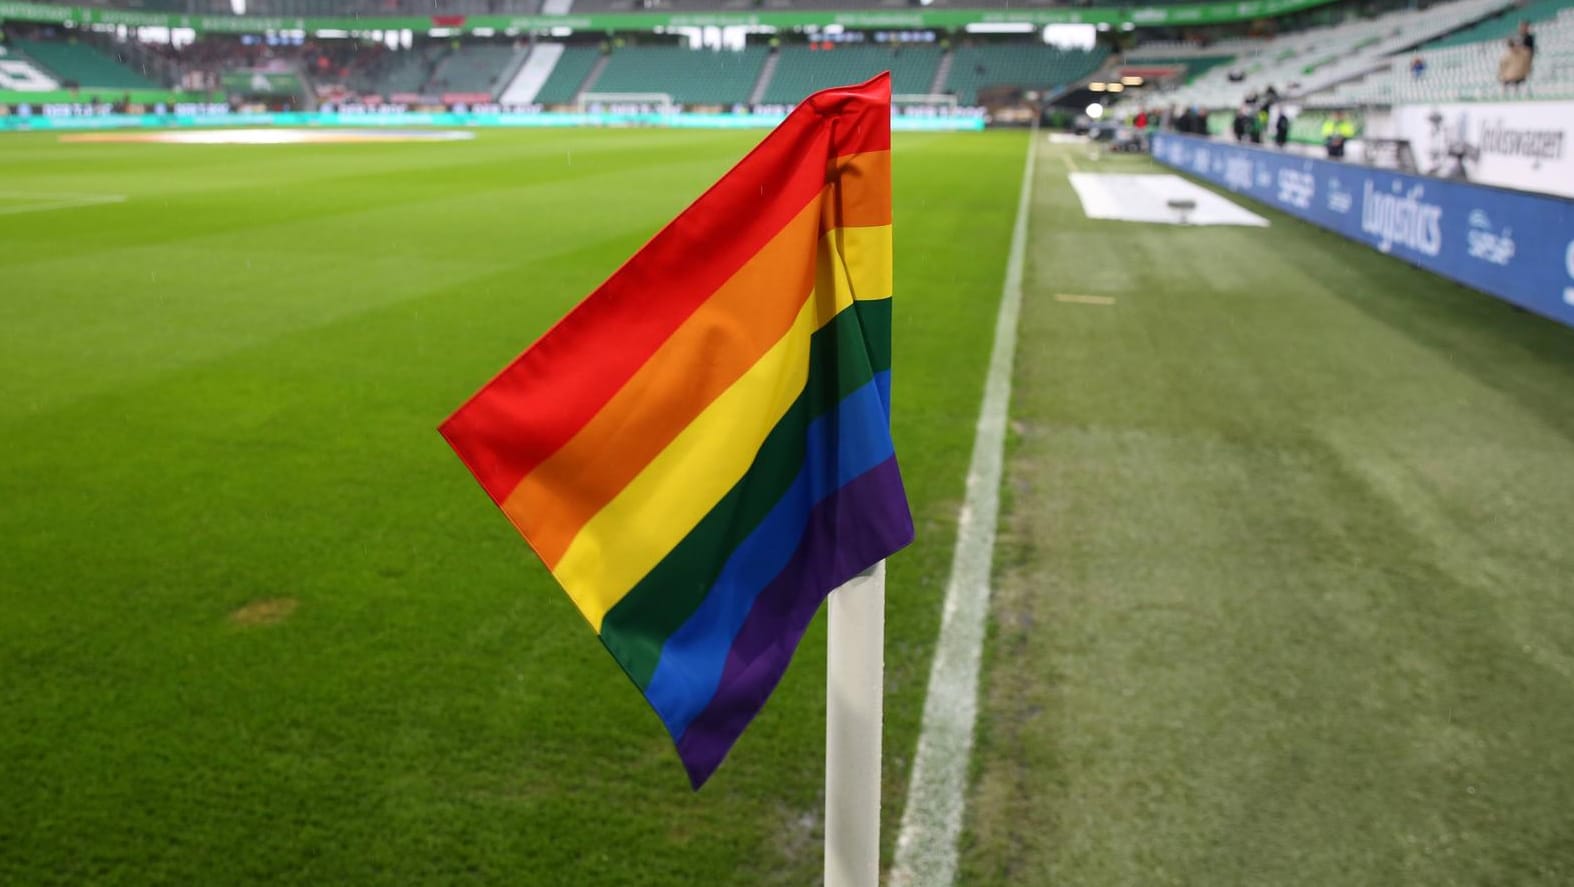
[0, 191, 126, 216]
[1056, 293, 1115, 306]
[888, 128, 1036, 887]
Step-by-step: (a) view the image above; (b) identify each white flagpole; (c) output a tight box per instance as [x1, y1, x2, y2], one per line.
[825, 561, 885, 887]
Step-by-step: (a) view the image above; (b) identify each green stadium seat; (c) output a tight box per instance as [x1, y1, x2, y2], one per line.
[13, 39, 157, 90]
[360, 45, 448, 98]
[946, 44, 1109, 104]
[590, 46, 768, 105]
[432, 44, 519, 98]
[762, 44, 942, 105]
[534, 46, 601, 105]
[1427, 0, 1573, 48]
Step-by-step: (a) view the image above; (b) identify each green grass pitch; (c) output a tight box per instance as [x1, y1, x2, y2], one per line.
[4, 126, 1574, 885]
[963, 143, 1574, 885]
[0, 128, 1026, 885]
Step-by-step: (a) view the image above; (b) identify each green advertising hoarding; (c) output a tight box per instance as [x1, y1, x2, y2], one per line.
[0, 0, 1339, 34]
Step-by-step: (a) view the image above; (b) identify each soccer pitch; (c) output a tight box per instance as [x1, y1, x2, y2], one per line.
[0, 128, 1022, 885]
[4, 128, 1574, 884]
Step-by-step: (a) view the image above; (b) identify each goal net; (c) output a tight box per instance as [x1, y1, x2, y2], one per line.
[577, 92, 677, 113]
[893, 93, 960, 110]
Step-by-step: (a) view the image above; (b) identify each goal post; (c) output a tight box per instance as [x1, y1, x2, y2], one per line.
[577, 92, 677, 113]
[893, 93, 960, 109]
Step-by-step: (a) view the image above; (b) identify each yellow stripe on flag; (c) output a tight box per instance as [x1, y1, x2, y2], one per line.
[553, 224, 891, 631]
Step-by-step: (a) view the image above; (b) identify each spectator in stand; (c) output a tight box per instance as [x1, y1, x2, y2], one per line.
[1410, 55, 1426, 79]
[1500, 21, 1535, 91]
[1515, 19, 1537, 57]
[1274, 109, 1291, 149]
[1322, 110, 1355, 159]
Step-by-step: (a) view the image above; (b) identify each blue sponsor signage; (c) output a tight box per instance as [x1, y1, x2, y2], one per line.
[1152, 133, 1574, 329]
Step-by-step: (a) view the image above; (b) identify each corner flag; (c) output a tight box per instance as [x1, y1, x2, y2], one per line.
[441, 73, 911, 788]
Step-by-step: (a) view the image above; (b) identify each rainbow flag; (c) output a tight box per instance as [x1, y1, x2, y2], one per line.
[440, 73, 912, 788]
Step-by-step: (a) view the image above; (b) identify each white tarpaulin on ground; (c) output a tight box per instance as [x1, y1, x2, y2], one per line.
[1068, 173, 1270, 226]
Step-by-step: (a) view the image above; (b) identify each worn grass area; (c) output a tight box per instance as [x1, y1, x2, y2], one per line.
[0, 127, 1028, 885]
[960, 142, 1574, 885]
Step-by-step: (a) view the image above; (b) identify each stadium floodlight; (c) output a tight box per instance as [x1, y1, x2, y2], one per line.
[1088, 82, 1107, 92]
[1122, 76, 1144, 86]
[1043, 23, 1096, 50]
[1087, 102, 1105, 119]
[964, 23, 1036, 34]
[1107, 83, 1125, 93]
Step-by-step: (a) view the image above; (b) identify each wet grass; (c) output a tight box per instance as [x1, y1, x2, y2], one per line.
[0, 127, 1029, 885]
[961, 143, 1574, 886]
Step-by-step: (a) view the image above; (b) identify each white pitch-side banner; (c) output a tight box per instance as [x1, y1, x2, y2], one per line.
[1388, 101, 1574, 199]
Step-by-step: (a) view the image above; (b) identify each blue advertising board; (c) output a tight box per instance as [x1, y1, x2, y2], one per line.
[1151, 132, 1574, 329]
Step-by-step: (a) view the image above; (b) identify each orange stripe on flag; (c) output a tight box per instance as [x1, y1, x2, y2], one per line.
[824, 151, 891, 230]
[502, 194, 825, 569]
[497, 152, 891, 569]
[439, 114, 835, 507]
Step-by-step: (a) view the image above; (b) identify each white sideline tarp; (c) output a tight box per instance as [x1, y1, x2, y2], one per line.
[1069, 173, 1270, 227]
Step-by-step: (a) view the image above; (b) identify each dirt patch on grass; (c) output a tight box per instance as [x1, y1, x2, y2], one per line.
[229, 597, 298, 627]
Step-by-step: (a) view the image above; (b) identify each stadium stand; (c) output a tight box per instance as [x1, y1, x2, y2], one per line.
[761, 44, 942, 105]
[533, 45, 600, 105]
[1308, 5, 1574, 105]
[20, 0, 1566, 112]
[499, 42, 562, 104]
[589, 45, 768, 105]
[945, 44, 1109, 104]
[1144, 0, 1520, 110]
[11, 37, 157, 89]
[41, 0, 1260, 13]
[428, 43, 520, 99]
[358, 44, 447, 99]
[1126, 55, 1235, 83]
[1426, 0, 1573, 47]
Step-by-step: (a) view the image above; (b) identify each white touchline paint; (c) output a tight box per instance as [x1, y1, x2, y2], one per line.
[0, 192, 127, 216]
[888, 127, 1036, 887]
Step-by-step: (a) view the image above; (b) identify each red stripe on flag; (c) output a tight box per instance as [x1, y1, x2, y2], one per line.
[811, 76, 893, 158]
[439, 84, 883, 506]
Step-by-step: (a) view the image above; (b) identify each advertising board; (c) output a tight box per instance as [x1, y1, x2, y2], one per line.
[1152, 132, 1574, 328]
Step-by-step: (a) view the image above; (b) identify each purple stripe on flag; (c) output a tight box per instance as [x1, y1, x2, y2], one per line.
[674, 455, 913, 788]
